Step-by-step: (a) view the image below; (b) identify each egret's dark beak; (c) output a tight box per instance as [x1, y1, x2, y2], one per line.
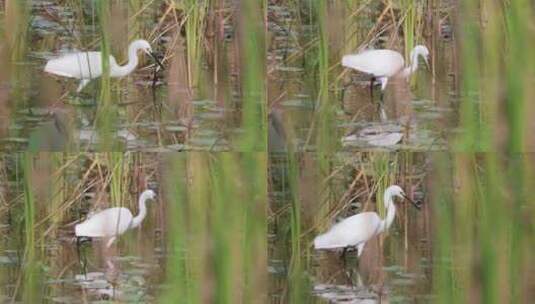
[401, 193, 422, 210]
[423, 56, 430, 70]
[145, 49, 164, 71]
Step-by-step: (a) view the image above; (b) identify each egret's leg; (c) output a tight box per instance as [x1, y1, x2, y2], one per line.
[106, 259, 116, 271]
[374, 77, 388, 121]
[339, 247, 348, 260]
[338, 247, 348, 269]
[403, 116, 412, 142]
[76, 237, 80, 257]
[356, 272, 363, 287]
[377, 77, 388, 91]
[340, 83, 348, 114]
[356, 243, 365, 257]
[76, 237, 88, 276]
[369, 78, 375, 101]
[76, 237, 81, 267]
[345, 269, 354, 286]
[378, 103, 388, 122]
[379, 76, 388, 101]
[77, 79, 90, 93]
[106, 236, 117, 248]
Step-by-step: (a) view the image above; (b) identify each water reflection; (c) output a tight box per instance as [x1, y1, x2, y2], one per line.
[71, 254, 161, 303]
[312, 244, 429, 303]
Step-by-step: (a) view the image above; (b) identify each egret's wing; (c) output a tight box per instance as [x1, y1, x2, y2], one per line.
[75, 207, 133, 237]
[45, 52, 103, 79]
[314, 212, 382, 249]
[342, 49, 405, 77]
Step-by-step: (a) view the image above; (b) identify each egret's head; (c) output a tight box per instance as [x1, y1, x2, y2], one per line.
[413, 45, 430, 66]
[131, 39, 153, 54]
[386, 185, 421, 209]
[143, 189, 157, 201]
[130, 39, 164, 70]
[387, 185, 405, 199]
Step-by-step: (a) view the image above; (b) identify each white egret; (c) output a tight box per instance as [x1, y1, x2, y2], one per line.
[75, 189, 157, 247]
[342, 45, 429, 97]
[45, 39, 164, 92]
[314, 185, 421, 257]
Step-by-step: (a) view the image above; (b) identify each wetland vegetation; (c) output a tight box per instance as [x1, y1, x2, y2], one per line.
[0, 0, 534, 303]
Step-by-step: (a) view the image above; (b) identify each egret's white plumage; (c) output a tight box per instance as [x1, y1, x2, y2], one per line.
[314, 185, 420, 257]
[45, 39, 163, 92]
[342, 45, 429, 90]
[75, 189, 156, 247]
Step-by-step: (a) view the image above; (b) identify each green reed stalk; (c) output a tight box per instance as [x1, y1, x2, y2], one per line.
[183, 0, 209, 90]
[218, 153, 267, 303]
[185, 153, 209, 303]
[97, 0, 111, 103]
[371, 153, 396, 214]
[5, 0, 30, 64]
[107, 152, 128, 207]
[210, 156, 234, 304]
[434, 152, 531, 304]
[342, 1, 359, 54]
[287, 151, 303, 304]
[5, 0, 30, 108]
[21, 153, 41, 303]
[312, 3, 336, 226]
[444, 1, 535, 301]
[49, 153, 65, 235]
[456, 156, 481, 302]
[240, 153, 268, 303]
[238, 0, 267, 151]
[161, 152, 266, 303]
[478, 0, 502, 149]
[335, 1, 361, 104]
[478, 154, 506, 304]
[402, 0, 426, 88]
[402, 0, 414, 58]
[160, 153, 190, 304]
[504, 0, 532, 152]
[432, 153, 457, 304]
[128, 0, 144, 39]
[315, 1, 336, 156]
[96, 0, 117, 149]
[455, 0, 488, 150]
[504, 154, 527, 302]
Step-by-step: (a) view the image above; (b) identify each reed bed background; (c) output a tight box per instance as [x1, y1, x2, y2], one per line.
[0, 0, 535, 303]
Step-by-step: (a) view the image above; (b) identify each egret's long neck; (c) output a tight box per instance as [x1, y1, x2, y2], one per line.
[380, 191, 396, 232]
[112, 43, 140, 77]
[402, 49, 420, 77]
[131, 192, 148, 228]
